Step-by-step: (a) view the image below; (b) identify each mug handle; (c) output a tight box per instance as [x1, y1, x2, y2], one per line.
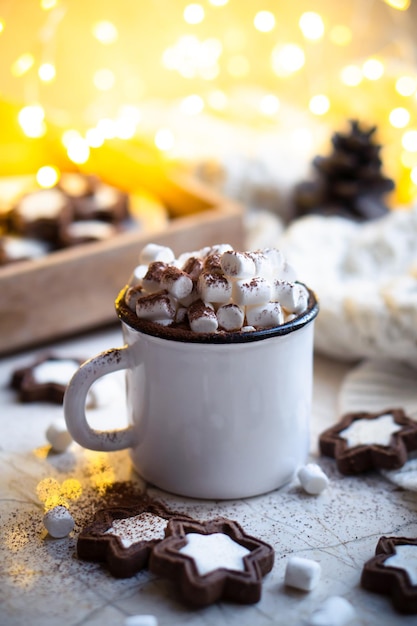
[64, 346, 138, 451]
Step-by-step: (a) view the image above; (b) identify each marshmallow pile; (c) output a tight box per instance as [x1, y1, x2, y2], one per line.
[124, 243, 309, 333]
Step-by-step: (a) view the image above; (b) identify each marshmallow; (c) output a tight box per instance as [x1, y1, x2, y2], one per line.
[273, 281, 309, 314]
[125, 285, 144, 312]
[188, 300, 218, 333]
[136, 293, 176, 321]
[142, 262, 168, 293]
[139, 243, 175, 265]
[220, 250, 256, 278]
[298, 464, 329, 495]
[124, 617, 158, 626]
[308, 596, 356, 626]
[247, 250, 273, 279]
[233, 277, 271, 306]
[203, 253, 223, 274]
[198, 272, 232, 303]
[216, 303, 245, 331]
[279, 260, 298, 283]
[128, 264, 148, 286]
[246, 302, 284, 328]
[43, 505, 75, 538]
[181, 255, 204, 281]
[210, 243, 234, 255]
[160, 266, 193, 300]
[284, 556, 321, 591]
[45, 418, 73, 452]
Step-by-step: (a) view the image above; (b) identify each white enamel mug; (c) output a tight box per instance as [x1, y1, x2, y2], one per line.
[64, 287, 319, 500]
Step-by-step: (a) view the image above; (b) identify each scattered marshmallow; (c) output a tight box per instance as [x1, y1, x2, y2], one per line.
[246, 302, 284, 328]
[188, 300, 218, 333]
[220, 250, 256, 278]
[232, 277, 271, 306]
[308, 596, 356, 626]
[45, 418, 73, 452]
[139, 243, 174, 265]
[284, 556, 321, 591]
[217, 303, 245, 331]
[124, 616, 158, 626]
[298, 464, 329, 495]
[43, 505, 75, 538]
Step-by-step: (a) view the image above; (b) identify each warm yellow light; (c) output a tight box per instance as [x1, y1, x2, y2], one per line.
[209, 0, 228, 5]
[309, 94, 330, 115]
[114, 118, 137, 139]
[85, 127, 104, 148]
[259, 94, 280, 116]
[18, 105, 46, 138]
[67, 137, 90, 164]
[227, 54, 250, 77]
[389, 107, 410, 128]
[208, 89, 228, 110]
[384, 0, 410, 9]
[40, 0, 58, 9]
[62, 129, 82, 149]
[396, 76, 416, 96]
[271, 44, 305, 77]
[155, 128, 175, 151]
[36, 165, 60, 188]
[329, 24, 352, 46]
[163, 35, 221, 79]
[299, 12, 325, 41]
[292, 128, 314, 154]
[0, 20, 4, 34]
[254, 11, 276, 33]
[12, 53, 34, 77]
[96, 118, 117, 139]
[93, 68, 115, 91]
[184, 3, 205, 24]
[92, 20, 118, 45]
[400, 151, 417, 168]
[340, 65, 362, 86]
[118, 104, 142, 125]
[362, 58, 384, 80]
[38, 62, 56, 82]
[402, 130, 417, 152]
[180, 94, 204, 115]
[411, 166, 417, 184]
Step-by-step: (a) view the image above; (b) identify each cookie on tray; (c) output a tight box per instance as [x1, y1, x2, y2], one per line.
[77, 497, 193, 578]
[149, 517, 274, 607]
[319, 408, 417, 474]
[10, 354, 84, 404]
[361, 536, 417, 614]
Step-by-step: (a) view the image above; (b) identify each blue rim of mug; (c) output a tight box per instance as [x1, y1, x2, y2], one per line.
[115, 284, 319, 344]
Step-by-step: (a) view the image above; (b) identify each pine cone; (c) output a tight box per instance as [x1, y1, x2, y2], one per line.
[293, 120, 395, 221]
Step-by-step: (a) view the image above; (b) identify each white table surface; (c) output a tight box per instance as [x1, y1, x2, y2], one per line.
[1, 325, 416, 626]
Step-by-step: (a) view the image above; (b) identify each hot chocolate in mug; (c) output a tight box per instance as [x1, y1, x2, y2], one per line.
[64, 287, 319, 500]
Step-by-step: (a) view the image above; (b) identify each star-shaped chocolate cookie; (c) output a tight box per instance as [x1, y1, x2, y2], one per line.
[77, 497, 193, 578]
[361, 536, 417, 614]
[149, 517, 274, 607]
[10, 353, 84, 404]
[319, 408, 417, 474]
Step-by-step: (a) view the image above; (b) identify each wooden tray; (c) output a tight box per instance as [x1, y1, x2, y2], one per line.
[0, 176, 244, 355]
